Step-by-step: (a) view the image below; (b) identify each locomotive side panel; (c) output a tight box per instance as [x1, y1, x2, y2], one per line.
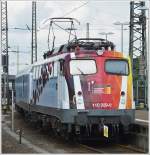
[15, 74, 31, 110]
[30, 60, 70, 109]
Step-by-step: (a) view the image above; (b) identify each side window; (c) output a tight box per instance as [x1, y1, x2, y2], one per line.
[36, 66, 39, 80]
[48, 63, 51, 78]
[53, 61, 58, 77]
[47, 62, 54, 78]
[41, 64, 47, 77]
[19, 77, 21, 97]
[52, 62, 54, 77]
[40, 66, 42, 78]
[41, 65, 44, 77]
[59, 59, 65, 75]
[33, 67, 36, 80]
[39, 65, 42, 79]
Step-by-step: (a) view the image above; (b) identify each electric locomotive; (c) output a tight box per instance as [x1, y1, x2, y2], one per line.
[15, 18, 135, 140]
[15, 38, 135, 140]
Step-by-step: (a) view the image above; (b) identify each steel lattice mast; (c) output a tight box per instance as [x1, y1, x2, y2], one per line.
[129, 1, 147, 72]
[129, 1, 147, 107]
[31, 1, 37, 64]
[1, 1, 9, 105]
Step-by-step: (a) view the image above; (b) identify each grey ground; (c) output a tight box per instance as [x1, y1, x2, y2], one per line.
[2, 109, 148, 153]
[2, 111, 94, 153]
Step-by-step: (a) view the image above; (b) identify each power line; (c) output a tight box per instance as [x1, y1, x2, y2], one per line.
[39, 2, 88, 30]
[37, 2, 89, 31]
[9, 26, 129, 32]
[63, 1, 89, 17]
[9, 27, 30, 30]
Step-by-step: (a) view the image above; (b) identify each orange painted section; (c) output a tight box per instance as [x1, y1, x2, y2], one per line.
[126, 57, 133, 109]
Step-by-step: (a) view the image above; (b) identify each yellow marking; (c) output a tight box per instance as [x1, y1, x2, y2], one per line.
[103, 125, 109, 138]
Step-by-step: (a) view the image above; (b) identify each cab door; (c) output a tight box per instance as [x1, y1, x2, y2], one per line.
[57, 60, 69, 109]
[49, 61, 58, 107]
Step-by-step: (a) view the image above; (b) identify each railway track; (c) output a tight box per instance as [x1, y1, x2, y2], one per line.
[2, 112, 147, 154]
[79, 142, 146, 153]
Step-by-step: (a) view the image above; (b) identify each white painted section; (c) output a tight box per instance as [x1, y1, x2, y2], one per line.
[73, 76, 85, 109]
[119, 76, 128, 109]
[71, 53, 85, 109]
[135, 119, 149, 123]
[57, 61, 69, 109]
[61, 77, 70, 109]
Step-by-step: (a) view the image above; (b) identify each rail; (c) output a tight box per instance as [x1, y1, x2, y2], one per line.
[79, 143, 146, 153]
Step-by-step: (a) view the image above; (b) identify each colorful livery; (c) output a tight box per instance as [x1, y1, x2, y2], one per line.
[15, 38, 135, 139]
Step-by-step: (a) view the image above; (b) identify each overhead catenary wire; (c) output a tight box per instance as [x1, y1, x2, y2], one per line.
[9, 27, 128, 32]
[62, 1, 89, 17]
[37, 1, 88, 31]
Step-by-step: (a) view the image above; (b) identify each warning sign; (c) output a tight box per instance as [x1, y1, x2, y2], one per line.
[103, 125, 109, 138]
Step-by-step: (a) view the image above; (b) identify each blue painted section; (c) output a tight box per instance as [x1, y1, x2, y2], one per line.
[36, 77, 58, 107]
[15, 74, 30, 104]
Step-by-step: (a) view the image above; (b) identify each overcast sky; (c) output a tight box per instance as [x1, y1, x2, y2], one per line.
[7, 0, 149, 75]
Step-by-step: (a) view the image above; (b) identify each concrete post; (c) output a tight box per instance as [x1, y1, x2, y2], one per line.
[11, 90, 14, 131]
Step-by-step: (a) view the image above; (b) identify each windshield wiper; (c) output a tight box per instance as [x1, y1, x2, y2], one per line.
[119, 71, 124, 75]
[77, 67, 85, 75]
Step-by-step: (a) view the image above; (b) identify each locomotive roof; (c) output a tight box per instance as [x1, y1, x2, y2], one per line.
[16, 41, 127, 78]
[43, 38, 115, 59]
[16, 52, 70, 78]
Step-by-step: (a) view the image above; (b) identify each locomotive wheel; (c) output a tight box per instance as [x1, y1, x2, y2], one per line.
[53, 121, 74, 142]
[60, 129, 74, 142]
[52, 119, 61, 137]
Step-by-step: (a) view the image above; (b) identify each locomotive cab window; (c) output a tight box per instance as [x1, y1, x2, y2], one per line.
[70, 59, 97, 75]
[105, 59, 129, 75]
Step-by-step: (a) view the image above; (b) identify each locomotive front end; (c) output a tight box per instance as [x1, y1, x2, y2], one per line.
[67, 39, 135, 139]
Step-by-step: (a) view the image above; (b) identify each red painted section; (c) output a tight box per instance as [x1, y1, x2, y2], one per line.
[74, 50, 123, 110]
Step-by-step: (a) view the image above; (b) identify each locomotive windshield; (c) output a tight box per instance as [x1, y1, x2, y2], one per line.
[70, 59, 97, 75]
[105, 59, 129, 75]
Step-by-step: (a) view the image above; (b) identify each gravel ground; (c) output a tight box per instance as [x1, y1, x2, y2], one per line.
[2, 110, 147, 153]
[2, 128, 36, 153]
[2, 111, 94, 153]
[135, 110, 148, 120]
[135, 110, 148, 126]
